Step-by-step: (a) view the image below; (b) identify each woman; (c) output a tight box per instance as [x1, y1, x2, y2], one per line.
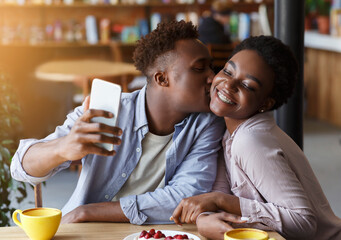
[171, 36, 341, 240]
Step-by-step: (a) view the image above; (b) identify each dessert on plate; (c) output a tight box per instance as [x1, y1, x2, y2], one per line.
[135, 229, 194, 240]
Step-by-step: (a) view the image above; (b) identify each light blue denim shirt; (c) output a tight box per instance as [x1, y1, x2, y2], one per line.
[11, 86, 225, 225]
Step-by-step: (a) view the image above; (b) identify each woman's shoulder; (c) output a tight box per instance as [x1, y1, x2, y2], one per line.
[234, 113, 276, 142]
[230, 113, 282, 161]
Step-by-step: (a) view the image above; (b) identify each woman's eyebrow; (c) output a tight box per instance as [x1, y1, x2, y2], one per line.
[246, 74, 262, 86]
[227, 60, 236, 69]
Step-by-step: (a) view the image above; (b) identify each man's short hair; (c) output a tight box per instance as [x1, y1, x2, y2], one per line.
[133, 20, 198, 81]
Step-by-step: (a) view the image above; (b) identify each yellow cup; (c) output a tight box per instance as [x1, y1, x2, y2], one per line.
[224, 228, 276, 240]
[12, 207, 62, 240]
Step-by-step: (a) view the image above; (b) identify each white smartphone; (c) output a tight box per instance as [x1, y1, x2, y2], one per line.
[89, 78, 122, 151]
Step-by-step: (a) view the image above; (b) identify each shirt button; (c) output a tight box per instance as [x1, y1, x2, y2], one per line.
[143, 126, 147, 131]
[136, 147, 141, 152]
[122, 173, 126, 178]
[105, 195, 109, 199]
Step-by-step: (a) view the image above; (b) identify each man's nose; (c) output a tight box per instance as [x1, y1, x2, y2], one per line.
[207, 68, 215, 84]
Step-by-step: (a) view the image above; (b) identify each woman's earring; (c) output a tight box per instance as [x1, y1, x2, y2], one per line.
[259, 109, 265, 113]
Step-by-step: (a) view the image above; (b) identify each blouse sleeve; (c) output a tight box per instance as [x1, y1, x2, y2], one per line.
[232, 132, 317, 239]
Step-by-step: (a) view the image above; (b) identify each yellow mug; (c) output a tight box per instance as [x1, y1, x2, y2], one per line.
[224, 228, 276, 240]
[12, 207, 62, 240]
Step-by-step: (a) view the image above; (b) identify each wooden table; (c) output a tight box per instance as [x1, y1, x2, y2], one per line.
[0, 223, 285, 240]
[35, 59, 141, 94]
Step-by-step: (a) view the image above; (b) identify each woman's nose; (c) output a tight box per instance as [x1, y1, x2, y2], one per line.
[223, 78, 238, 92]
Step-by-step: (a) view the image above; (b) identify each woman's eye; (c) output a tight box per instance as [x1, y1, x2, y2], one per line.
[242, 83, 255, 91]
[223, 69, 233, 76]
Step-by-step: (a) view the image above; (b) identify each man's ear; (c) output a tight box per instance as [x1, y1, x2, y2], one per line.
[153, 72, 169, 87]
[259, 97, 276, 113]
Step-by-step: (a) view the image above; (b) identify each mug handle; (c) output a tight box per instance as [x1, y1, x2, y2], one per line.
[12, 209, 23, 228]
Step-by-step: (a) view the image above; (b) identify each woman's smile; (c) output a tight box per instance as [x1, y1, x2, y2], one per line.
[217, 89, 236, 105]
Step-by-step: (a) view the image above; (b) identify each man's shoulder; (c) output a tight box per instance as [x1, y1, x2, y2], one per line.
[187, 112, 225, 132]
[119, 89, 143, 110]
[191, 112, 224, 122]
[121, 89, 140, 102]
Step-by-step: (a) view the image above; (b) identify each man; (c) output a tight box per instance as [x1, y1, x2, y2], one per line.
[11, 20, 225, 225]
[198, 0, 232, 45]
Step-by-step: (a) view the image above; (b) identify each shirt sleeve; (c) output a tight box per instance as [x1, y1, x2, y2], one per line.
[119, 116, 226, 225]
[10, 106, 83, 186]
[233, 133, 317, 238]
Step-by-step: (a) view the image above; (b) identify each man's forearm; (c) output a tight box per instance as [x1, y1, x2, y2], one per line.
[62, 202, 129, 223]
[22, 138, 68, 177]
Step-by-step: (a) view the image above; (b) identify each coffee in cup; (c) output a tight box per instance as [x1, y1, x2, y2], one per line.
[224, 228, 276, 240]
[12, 207, 62, 240]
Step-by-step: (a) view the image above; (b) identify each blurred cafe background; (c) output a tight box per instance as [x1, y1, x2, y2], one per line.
[0, 0, 340, 226]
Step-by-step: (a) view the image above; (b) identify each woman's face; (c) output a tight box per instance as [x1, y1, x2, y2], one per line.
[210, 49, 275, 121]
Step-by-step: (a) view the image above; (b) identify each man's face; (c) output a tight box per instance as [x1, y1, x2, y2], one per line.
[166, 39, 214, 113]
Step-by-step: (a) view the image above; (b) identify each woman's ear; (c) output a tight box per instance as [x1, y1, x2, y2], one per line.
[153, 72, 169, 87]
[259, 97, 275, 113]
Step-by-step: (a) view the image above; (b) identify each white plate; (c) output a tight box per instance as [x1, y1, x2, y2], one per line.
[123, 230, 201, 240]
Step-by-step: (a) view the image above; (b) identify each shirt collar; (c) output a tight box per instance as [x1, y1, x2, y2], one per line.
[133, 85, 192, 134]
[134, 85, 148, 132]
[224, 111, 275, 142]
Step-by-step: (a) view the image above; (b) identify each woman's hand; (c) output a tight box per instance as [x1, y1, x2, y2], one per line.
[171, 192, 222, 225]
[57, 96, 123, 162]
[196, 212, 246, 240]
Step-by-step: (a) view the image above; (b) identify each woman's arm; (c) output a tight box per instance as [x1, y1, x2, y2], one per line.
[171, 191, 241, 225]
[232, 133, 317, 238]
[212, 149, 232, 194]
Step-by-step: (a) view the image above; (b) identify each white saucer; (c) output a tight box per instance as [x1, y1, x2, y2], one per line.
[123, 230, 200, 240]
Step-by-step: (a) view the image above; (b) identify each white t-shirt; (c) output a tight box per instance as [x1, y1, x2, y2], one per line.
[112, 131, 173, 201]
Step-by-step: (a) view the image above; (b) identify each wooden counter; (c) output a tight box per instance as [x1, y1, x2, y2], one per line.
[304, 31, 341, 126]
[0, 222, 285, 240]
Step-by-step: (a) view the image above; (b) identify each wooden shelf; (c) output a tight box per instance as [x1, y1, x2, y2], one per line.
[0, 1, 272, 9]
[0, 2, 208, 8]
[0, 40, 138, 48]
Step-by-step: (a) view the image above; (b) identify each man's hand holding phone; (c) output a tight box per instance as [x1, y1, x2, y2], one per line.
[58, 96, 122, 161]
[58, 79, 123, 161]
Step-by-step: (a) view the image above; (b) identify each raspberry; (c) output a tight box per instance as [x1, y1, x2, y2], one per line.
[144, 233, 152, 239]
[139, 230, 147, 238]
[153, 232, 163, 239]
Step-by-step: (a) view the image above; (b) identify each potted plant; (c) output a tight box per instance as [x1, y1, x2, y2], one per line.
[0, 70, 27, 226]
[316, 0, 331, 34]
[305, 0, 317, 30]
